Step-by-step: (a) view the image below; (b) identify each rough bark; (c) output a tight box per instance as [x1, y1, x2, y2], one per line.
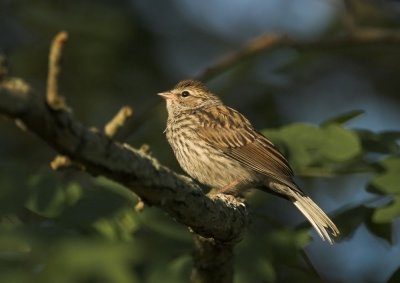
[0, 77, 249, 243]
[191, 235, 235, 283]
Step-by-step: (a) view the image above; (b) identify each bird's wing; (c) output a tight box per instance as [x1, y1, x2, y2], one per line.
[195, 106, 294, 185]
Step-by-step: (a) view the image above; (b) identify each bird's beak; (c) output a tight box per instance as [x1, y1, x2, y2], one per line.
[158, 92, 175, 100]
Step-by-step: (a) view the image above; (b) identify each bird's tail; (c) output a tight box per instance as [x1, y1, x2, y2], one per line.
[267, 181, 339, 244]
[292, 192, 339, 244]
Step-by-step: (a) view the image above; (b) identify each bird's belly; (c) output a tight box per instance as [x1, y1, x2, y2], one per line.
[167, 130, 254, 188]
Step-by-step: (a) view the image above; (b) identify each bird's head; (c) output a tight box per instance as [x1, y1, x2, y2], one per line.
[158, 80, 221, 116]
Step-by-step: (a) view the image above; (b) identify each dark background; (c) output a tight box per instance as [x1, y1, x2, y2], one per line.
[1, 0, 400, 282]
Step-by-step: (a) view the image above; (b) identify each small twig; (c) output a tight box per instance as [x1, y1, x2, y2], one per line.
[50, 155, 85, 171]
[104, 106, 134, 140]
[139, 144, 150, 154]
[197, 34, 287, 81]
[47, 31, 69, 110]
[134, 199, 146, 212]
[47, 32, 72, 171]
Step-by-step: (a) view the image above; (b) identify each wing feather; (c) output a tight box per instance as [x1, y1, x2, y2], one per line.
[195, 106, 294, 184]
[192, 105, 339, 243]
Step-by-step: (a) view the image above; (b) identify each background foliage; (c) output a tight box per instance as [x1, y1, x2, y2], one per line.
[1, 0, 400, 282]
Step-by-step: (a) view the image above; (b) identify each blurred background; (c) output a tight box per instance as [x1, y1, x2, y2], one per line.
[1, 0, 400, 282]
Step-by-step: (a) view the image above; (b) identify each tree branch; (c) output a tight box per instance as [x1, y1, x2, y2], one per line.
[191, 235, 234, 283]
[197, 28, 400, 81]
[0, 77, 248, 243]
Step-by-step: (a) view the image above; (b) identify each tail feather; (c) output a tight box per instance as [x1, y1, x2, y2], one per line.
[292, 193, 339, 244]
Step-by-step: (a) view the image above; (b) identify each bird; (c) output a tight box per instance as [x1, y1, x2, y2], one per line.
[158, 80, 339, 244]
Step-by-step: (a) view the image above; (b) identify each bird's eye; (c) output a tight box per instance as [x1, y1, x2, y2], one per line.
[181, 91, 190, 97]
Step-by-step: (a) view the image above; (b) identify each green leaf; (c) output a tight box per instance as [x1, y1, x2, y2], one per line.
[369, 157, 400, 194]
[92, 208, 140, 241]
[372, 196, 400, 224]
[58, 186, 132, 228]
[334, 205, 373, 238]
[335, 204, 393, 243]
[39, 239, 140, 283]
[95, 177, 138, 205]
[356, 129, 400, 154]
[263, 123, 361, 171]
[25, 175, 82, 218]
[64, 182, 83, 205]
[147, 255, 191, 283]
[363, 157, 400, 238]
[256, 259, 276, 282]
[264, 123, 326, 169]
[264, 228, 311, 264]
[321, 110, 365, 126]
[320, 124, 362, 162]
[0, 272, 32, 283]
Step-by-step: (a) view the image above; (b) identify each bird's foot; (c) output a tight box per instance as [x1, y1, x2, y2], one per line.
[209, 179, 242, 196]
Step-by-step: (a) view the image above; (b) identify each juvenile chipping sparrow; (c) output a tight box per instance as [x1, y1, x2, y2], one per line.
[159, 80, 339, 244]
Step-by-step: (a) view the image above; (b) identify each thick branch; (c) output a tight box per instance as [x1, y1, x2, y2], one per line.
[0, 78, 248, 243]
[191, 235, 234, 283]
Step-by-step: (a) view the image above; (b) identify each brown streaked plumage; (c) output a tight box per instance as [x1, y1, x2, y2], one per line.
[158, 80, 340, 244]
